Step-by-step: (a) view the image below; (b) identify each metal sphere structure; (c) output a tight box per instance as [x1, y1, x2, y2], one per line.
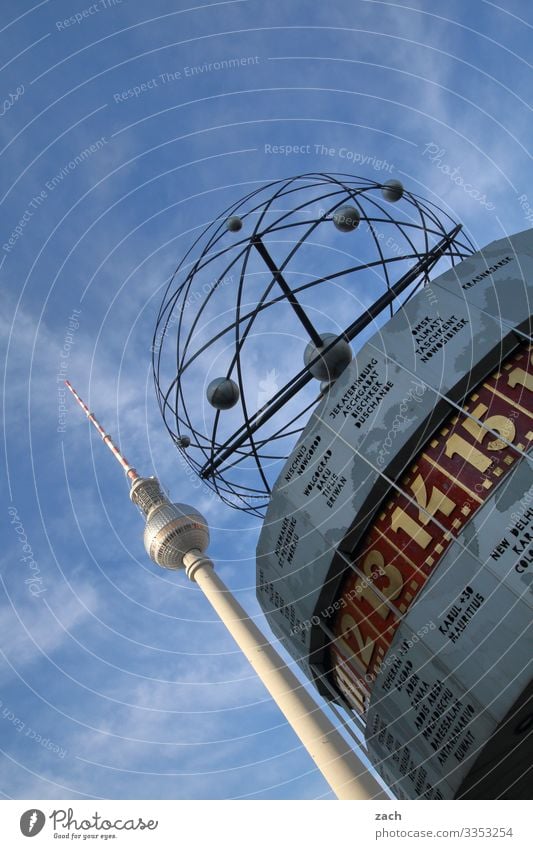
[303, 332, 353, 381]
[206, 376, 240, 410]
[333, 204, 361, 231]
[226, 215, 243, 232]
[153, 173, 475, 516]
[382, 179, 404, 202]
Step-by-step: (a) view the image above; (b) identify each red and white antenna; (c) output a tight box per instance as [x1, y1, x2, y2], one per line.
[64, 380, 139, 482]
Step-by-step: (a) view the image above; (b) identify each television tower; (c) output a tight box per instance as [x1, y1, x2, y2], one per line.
[65, 380, 387, 801]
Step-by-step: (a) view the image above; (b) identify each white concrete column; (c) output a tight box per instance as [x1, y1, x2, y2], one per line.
[183, 549, 387, 801]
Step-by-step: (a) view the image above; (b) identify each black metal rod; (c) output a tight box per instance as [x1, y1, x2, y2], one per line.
[252, 235, 324, 348]
[200, 223, 462, 480]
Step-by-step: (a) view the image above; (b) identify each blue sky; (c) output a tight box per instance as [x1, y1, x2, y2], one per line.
[0, 0, 532, 800]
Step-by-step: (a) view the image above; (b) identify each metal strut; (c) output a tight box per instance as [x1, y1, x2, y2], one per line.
[252, 235, 324, 347]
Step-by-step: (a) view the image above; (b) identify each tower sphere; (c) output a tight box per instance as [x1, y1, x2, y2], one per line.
[333, 205, 361, 231]
[304, 333, 353, 381]
[381, 179, 404, 202]
[226, 215, 243, 232]
[207, 377, 240, 410]
[177, 435, 191, 448]
[143, 502, 209, 569]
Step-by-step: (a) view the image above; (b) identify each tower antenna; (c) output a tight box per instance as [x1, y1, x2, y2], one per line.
[65, 380, 139, 481]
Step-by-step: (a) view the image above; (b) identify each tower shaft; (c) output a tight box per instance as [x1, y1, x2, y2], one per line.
[183, 549, 386, 800]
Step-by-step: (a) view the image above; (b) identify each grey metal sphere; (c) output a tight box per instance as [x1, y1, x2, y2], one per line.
[226, 215, 243, 232]
[304, 333, 353, 381]
[207, 377, 240, 410]
[333, 205, 360, 232]
[144, 502, 209, 569]
[381, 180, 404, 202]
[177, 435, 191, 448]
